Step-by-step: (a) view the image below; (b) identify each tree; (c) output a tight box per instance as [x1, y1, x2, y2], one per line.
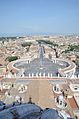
[2, 40, 4, 44]
[6, 56, 18, 62]
[21, 42, 32, 47]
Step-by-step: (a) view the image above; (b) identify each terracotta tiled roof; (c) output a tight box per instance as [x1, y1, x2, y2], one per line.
[68, 96, 78, 109]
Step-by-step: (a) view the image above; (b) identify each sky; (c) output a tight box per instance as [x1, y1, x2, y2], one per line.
[0, 0, 79, 36]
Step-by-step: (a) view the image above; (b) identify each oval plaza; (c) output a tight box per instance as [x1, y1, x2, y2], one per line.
[7, 45, 76, 78]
